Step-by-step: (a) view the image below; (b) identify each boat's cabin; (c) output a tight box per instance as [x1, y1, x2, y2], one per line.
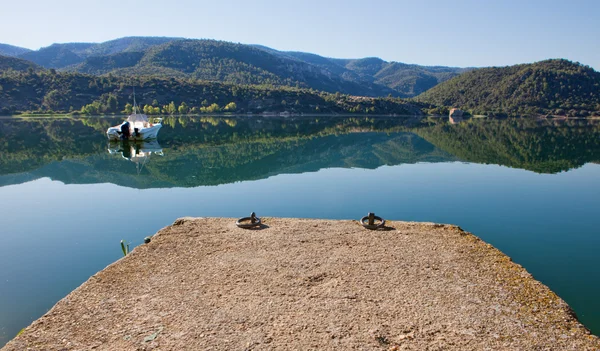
[127, 113, 151, 129]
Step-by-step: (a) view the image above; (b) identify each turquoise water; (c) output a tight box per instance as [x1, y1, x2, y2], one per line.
[0, 116, 599, 346]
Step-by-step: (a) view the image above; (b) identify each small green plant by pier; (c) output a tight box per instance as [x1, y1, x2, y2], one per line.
[120, 240, 130, 256]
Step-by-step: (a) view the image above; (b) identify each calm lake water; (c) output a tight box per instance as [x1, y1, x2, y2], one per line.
[0, 115, 599, 346]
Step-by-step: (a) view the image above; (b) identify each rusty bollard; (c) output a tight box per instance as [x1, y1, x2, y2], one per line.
[360, 212, 385, 230]
[236, 212, 262, 229]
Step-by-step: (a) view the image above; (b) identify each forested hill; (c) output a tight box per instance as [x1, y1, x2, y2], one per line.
[4, 37, 600, 114]
[73, 39, 399, 97]
[0, 70, 423, 115]
[0, 55, 44, 72]
[2, 36, 465, 97]
[415, 59, 600, 117]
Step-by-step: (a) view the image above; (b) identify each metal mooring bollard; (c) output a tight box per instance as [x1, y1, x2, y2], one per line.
[236, 212, 262, 229]
[360, 212, 385, 230]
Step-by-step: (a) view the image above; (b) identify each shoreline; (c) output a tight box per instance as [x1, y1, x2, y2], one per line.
[2, 113, 600, 121]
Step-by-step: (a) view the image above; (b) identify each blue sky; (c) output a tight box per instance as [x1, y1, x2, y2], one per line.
[1, 0, 598, 70]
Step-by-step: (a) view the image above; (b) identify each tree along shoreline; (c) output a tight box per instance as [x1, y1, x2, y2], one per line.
[4, 112, 427, 118]
[4, 112, 600, 120]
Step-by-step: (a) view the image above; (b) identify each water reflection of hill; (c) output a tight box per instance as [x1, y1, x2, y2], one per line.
[0, 131, 453, 188]
[0, 116, 449, 188]
[1, 116, 599, 189]
[415, 118, 600, 174]
[0, 116, 417, 173]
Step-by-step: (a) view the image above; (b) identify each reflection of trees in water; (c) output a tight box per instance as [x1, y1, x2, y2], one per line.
[0, 115, 418, 169]
[0, 117, 599, 188]
[415, 118, 600, 173]
[132, 131, 452, 188]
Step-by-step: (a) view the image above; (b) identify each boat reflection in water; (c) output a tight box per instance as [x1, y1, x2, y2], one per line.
[108, 140, 164, 174]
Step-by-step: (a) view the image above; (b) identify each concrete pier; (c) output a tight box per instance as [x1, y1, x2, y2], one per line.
[3, 218, 599, 350]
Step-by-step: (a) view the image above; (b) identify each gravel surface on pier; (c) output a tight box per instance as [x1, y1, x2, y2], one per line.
[4, 217, 599, 350]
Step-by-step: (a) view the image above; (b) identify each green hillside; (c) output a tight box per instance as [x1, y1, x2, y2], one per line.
[0, 70, 421, 115]
[0, 36, 466, 97]
[5, 38, 599, 111]
[0, 55, 44, 72]
[71, 52, 146, 75]
[416, 59, 600, 117]
[71, 39, 398, 97]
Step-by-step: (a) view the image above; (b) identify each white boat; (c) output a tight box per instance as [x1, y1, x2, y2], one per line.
[106, 96, 162, 141]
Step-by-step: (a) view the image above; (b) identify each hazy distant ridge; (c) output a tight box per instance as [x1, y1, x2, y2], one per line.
[2, 37, 599, 116]
[0, 43, 32, 57]
[1, 36, 465, 97]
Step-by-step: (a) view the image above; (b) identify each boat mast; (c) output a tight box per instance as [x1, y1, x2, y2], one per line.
[132, 87, 138, 115]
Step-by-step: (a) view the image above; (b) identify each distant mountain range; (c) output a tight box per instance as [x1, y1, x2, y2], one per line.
[1, 37, 599, 117]
[0, 36, 467, 98]
[0, 43, 32, 57]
